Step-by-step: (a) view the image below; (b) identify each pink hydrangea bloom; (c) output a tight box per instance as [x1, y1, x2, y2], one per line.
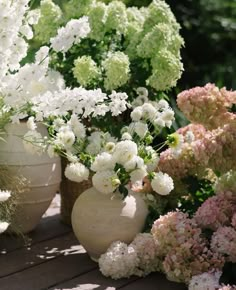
[151, 211, 203, 256]
[163, 241, 224, 283]
[192, 121, 236, 174]
[130, 233, 162, 276]
[194, 191, 236, 231]
[211, 226, 236, 263]
[232, 213, 236, 229]
[177, 123, 207, 141]
[177, 83, 236, 130]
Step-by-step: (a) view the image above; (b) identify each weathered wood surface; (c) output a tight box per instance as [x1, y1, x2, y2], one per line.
[0, 194, 187, 290]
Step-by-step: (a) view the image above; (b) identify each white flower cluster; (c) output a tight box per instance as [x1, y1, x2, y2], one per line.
[3, 47, 65, 120]
[31, 88, 129, 121]
[0, 189, 12, 234]
[188, 271, 221, 290]
[50, 16, 91, 53]
[0, 0, 37, 83]
[131, 95, 175, 130]
[99, 233, 161, 279]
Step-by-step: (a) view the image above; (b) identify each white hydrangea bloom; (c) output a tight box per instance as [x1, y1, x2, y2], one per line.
[0, 222, 9, 234]
[113, 140, 138, 165]
[91, 152, 115, 172]
[188, 271, 221, 290]
[99, 241, 139, 279]
[64, 162, 89, 183]
[0, 190, 11, 202]
[50, 16, 91, 53]
[151, 172, 174, 196]
[92, 170, 119, 194]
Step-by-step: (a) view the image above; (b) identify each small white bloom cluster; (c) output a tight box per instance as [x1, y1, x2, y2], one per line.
[188, 271, 221, 290]
[0, 189, 12, 234]
[99, 233, 161, 279]
[131, 95, 175, 131]
[31, 88, 129, 121]
[50, 16, 91, 53]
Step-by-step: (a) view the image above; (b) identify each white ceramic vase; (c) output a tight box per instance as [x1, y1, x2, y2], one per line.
[71, 187, 148, 262]
[0, 122, 61, 233]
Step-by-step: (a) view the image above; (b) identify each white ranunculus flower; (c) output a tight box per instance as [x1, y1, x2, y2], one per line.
[91, 152, 115, 172]
[64, 162, 89, 183]
[130, 167, 147, 183]
[134, 121, 148, 138]
[124, 156, 144, 171]
[151, 172, 174, 196]
[56, 130, 75, 149]
[92, 170, 119, 194]
[141, 103, 156, 120]
[0, 222, 9, 234]
[130, 107, 143, 121]
[104, 142, 116, 153]
[121, 132, 132, 141]
[113, 140, 138, 165]
[0, 190, 11, 202]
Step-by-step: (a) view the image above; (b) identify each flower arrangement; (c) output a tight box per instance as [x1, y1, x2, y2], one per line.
[24, 91, 178, 201]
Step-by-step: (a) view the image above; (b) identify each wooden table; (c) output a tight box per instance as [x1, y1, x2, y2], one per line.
[0, 195, 187, 290]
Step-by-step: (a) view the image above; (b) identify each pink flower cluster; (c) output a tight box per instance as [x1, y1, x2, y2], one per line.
[232, 213, 236, 229]
[177, 83, 236, 130]
[194, 191, 236, 231]
[211, 226, 236, 263]
[158, 84, 236, 197]
[151, 211, 224, 283]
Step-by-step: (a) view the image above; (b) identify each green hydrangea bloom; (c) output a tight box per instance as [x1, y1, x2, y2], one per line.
[124, 7, 148, 59]
[73, 56, 100, 87]
[102, 51, 130, 90]
[147, 49, 183, 91]
[33, 0, 62, 44]
[144, 0, 180, 32]
[137, 23, 184, 58]
[88, 2, 108, 41]
[62, 0, 95, 20]
[106, 1, 128, 34]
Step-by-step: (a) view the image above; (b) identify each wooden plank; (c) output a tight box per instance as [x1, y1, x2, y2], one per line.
[50, 268, 139, 290]
[0, 214, 71, 253]
[119, 272, 187, 290]
[0, 232, 80, 277]
[0, 251, 97, 290]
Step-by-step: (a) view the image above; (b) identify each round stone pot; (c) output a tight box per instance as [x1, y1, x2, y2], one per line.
[71, 187, 148, 261]
[0, 122, 61, 233]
